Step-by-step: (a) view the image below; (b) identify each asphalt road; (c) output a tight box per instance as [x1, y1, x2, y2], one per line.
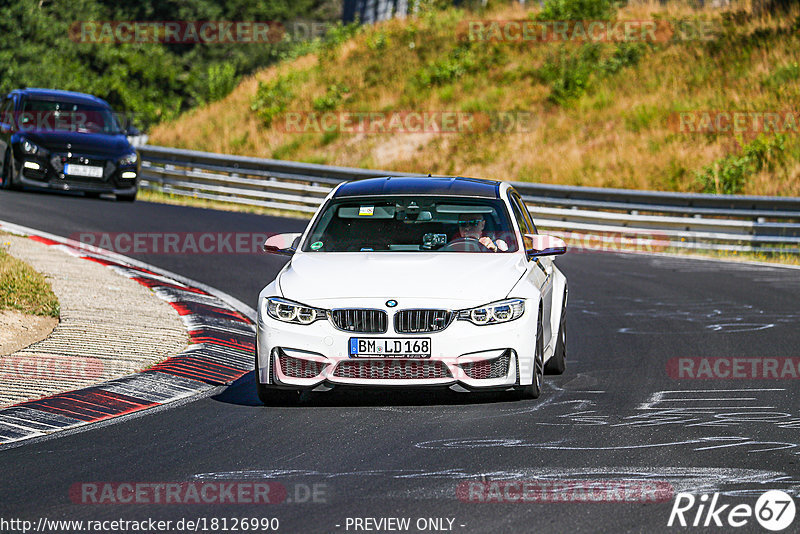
[1, 189, 799, 534]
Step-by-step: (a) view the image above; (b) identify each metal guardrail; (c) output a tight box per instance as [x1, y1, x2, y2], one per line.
[138, 144, 800, 253]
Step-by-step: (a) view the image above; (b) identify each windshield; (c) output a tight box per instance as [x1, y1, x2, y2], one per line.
[302, 196, 519, 253]
[17, 99, 123, 134]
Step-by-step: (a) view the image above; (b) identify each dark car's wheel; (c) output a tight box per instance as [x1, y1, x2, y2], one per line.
[256, 382, 302, 406]
[1, 150, 17, 190]
[513, 307, 544, 400]
[117, 191, 137, 202]
[544, 291, 567, 375]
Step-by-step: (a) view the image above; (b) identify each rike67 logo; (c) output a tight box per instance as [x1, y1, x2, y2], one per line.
[668, 490, 796, 531]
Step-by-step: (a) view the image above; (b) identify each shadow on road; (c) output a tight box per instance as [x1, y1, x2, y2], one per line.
[212, 372, 523, 408]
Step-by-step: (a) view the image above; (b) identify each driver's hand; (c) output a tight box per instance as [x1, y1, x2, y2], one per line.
[479, 237, 497, 251]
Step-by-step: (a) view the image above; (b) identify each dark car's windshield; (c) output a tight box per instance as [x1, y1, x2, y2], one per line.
[16, 99, 123, 134]
[302, 196, 519, 253]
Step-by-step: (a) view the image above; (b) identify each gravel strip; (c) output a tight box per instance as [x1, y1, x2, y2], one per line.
[0, 235, 189, 407]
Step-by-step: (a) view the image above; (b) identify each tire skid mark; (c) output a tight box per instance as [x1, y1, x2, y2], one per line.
[190, 467, 800, 498]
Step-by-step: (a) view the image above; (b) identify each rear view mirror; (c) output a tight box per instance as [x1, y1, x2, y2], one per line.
[524, 234, 567, 258]
[263, 233, 302, 256]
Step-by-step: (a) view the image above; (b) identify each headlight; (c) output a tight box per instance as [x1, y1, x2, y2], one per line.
[119, 151, 138, 166]
[21, 139, 42, 155]
[263, 297, 326, 325]
[457, 299, 525, 326]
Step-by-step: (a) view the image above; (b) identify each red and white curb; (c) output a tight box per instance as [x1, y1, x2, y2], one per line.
[0, 220, 256, 446]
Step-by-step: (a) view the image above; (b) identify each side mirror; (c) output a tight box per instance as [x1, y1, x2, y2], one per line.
[263, 233, 302, 256]
[524, 234, 566, 259]
[1, 111, 16, 132]
[126, 125, 140, 136]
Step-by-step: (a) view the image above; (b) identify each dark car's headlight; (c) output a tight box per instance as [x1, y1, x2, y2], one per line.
[263, 297, 326, 325]
[21, 139, 43, 156]
[118, 151, 138, 166]
[458, 299, 525, 326]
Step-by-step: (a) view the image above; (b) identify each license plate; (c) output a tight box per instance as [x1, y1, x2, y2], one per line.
[349, 338, 431, 358]
[64, 164, 103, 178]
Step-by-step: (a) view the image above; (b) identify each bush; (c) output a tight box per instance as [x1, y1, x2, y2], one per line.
[416, 45, 477, 87]
[319, 21, 362, 60]
[366, 31, 390, 51]
[537, 40, 645, 105]
[695, 134, 787, 194]
[536, 0, 616, 22]
[600, 43, 646, 75]
[205, 63, 239, 104]
[312, 83, 351, 111]
[762, 62, 800, 90]
[538, 45, 599, 104]
[251, 74, 298, 127]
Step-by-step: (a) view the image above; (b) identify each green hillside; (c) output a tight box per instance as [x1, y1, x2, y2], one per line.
[150, 0, 800, 196]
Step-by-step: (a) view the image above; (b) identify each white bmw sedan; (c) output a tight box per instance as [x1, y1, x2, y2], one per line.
[256, 176, 568, 404]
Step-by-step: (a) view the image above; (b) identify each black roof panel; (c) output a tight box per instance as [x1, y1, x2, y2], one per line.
[12, 88, 110, 107]
[334, 176, 500, 199]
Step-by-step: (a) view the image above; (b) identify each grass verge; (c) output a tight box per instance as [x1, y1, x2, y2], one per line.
[0, 235, 60, 317]
[664, 246, 800, 267]
[137, 189, 313, 220]
[539, 229, 800, 266]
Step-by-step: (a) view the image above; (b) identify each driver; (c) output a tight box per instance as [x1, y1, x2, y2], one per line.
[455, 213, 508, 252]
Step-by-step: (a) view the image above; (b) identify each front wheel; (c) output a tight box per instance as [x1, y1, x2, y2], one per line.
[1, 151, 17, 190]
[544, 308, 566, 375]
[513, 308, 544, 400]
[117, 191, 137, 202]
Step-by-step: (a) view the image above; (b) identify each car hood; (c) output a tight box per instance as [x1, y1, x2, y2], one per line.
[278, 253, 528, 307]
[22, 131, 131, 156]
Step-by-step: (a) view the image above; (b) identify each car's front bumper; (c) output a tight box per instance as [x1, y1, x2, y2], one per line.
[256, 300, 538, 390]
[15, 152, 138, 194]
[18, 173, 138, 195]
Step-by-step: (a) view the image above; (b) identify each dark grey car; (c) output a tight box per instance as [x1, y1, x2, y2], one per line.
[0, 88, 140, 201]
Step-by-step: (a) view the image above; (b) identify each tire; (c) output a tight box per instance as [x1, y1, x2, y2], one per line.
[255, 349, 301, 406]
[544, 297, 567, 375]
[1, 150, 17, 190]
[513, 307, 544, 400]
[117, 191, 137, 202]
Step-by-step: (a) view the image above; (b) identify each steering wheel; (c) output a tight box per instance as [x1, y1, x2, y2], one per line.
[439, 236, 491, 252]
[82, 121, 102, 133]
